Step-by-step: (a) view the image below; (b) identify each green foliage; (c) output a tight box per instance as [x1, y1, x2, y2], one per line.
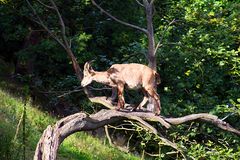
[154, 0, 240, 158]
[0, 0, 9, 4]
[157, 0, 240, 115]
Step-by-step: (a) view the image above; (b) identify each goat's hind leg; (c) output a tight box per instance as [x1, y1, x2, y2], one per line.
[116, 84, 125, 111]
[145, 87, 161, 115]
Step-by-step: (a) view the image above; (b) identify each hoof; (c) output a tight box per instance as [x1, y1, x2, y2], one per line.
[130, 107, 137, 112]
[115, 107, 120, 111]
[130, 109, 136, 112]
[155, 109, 161, 116]
[139, 107, 147, 112]
[106, 97, 114, 102]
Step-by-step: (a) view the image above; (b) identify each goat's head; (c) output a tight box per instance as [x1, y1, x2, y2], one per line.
[81, 61, 95, 87]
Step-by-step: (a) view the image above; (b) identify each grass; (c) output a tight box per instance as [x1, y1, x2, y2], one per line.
[0, 80, 139, 160]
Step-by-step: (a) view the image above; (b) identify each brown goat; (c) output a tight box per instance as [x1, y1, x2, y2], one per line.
[81, 61, 161, 115]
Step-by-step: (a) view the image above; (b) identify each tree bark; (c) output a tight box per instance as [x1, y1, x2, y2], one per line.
[34, 109, 240, 160]
[143, 0, 156, 70]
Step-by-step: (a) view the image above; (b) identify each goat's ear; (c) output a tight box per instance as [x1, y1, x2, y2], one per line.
[90, 71, 95, 76]
[88, 66, 94, 74]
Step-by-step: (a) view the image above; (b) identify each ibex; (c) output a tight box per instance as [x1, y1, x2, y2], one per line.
[81, 61, 161, 115]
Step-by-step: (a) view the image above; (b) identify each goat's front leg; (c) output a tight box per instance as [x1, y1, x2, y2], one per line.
[116, 84, 125, 110]
[145, 87, 161, 115]
[107, 87, 117, 102]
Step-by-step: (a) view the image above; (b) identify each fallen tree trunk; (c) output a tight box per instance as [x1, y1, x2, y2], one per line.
[34, 109, 240, 160]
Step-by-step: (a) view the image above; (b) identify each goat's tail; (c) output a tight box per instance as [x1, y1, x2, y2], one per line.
[154, 72, 161, 85]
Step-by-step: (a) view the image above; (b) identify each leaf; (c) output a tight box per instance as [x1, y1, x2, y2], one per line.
[237, 98, 240, 103]
[219, 61, 225, 66]
[185, 70, 191, 76]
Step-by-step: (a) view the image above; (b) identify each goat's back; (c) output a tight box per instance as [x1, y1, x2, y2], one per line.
[109, 63, 156, 89]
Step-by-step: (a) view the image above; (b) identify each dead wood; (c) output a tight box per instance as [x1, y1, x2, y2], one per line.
[34, 109, 240, 160]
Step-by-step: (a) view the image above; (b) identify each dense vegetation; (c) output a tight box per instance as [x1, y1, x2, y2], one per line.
[0, 0, 239, 159]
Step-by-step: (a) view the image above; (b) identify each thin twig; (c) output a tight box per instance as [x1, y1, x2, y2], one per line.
[144, 151, 160, 157]
[14, 110, 24, 141]
[135, 0, 144, 7]
[105, 125, 129, 153]
[104, 125, 113, 145]
[108, 125, 136, 131]
[127, 134, 133, 150]
[129, 116, 158, 134]
[154, 19, 176, 55]
[49, 0, 70, 47]
[25, 0, 66, 49]
[91, 0, 148, 34]
[221, 112, 235, 121]
[36, 0, 54, 9]
[57, 86, 112, 97]
[141, 150, 145, 160]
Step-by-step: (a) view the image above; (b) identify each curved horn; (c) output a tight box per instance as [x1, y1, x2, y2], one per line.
[84, 60, 95, 72]
[88, 60, 95, 71]
[88, 60, 95, 66]
[84, 62, 90, 71]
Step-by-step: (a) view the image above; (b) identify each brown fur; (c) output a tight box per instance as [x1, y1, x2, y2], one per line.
[81, 62, 161, 115]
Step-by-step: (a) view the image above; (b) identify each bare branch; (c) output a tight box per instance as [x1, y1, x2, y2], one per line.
[135, 0, 144, 7]
[221, 112, 235, 121]
[108, 124, 136, 131]
[36, 0, 54, 9]
[69, 38, 73, 48]
[91, 0, 148, 34]
[57, 86, 112, 98]
[33, 110, 180, 160]
[89, 96, 116, 110]
[104, 125, 113, 145]
[154, 19, 176, 55]
[130, 115, 158, 134]
[150, 0, 154, 5]
[164, 113, 240, 135]
[104, 125, 129, 152]
[49, 0, 70, 47]
[14, 109, 24, 141]
[28, 0, 70, 49]
[144, 151, 160, 157]
[25, 0, 66, 49]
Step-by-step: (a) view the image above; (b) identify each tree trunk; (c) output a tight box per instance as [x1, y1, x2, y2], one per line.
[144, 1, 156, 70]
[65, 48, 93, 97]
[143, 1, 158, 111]
[65, 48, 82, 81]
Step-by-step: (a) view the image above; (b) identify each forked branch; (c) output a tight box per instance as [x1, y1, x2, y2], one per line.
[26, 0, 66, 49]
[154, 19, 176, 55]
[26, 0, 84, 82]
